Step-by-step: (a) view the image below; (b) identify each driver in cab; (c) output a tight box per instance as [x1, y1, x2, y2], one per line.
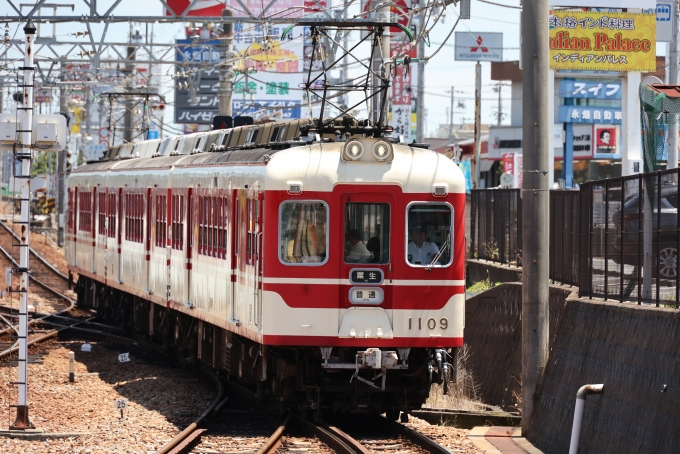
[407, 224, 440, 265]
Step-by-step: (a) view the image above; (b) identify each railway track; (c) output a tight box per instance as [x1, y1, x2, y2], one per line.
[0, 222, 457, 453]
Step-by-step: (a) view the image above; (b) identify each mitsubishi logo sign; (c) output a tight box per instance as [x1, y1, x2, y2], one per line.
[470, 36, 489, 53]
[455, 32, 503, 62]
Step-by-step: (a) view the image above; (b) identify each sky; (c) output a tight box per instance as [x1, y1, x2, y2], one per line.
[0, 0, 668, 137]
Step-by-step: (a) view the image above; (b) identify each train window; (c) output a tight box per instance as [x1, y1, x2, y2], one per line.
[98, 193, 107, 236]
[171, 194, 184, 250]
[108, 193, 117, 238]
[78, 192, 92, 233]
[279, 201, 328, 265]
[155, 194, 167, 248]
[406, 203, 453, 267]
[344, 203, 390, 264]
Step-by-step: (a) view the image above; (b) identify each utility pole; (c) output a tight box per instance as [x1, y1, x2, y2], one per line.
[668, 0, 679, 169]
[449, 86, 454, 144]
[496, 83, 502, 126]
[57, 57, 67, 247]
[415, 2, 425, 142]
[473, 62, 481, 188]
[380, 2, 390, 124]
[124, 24, 137, 143]
[219, 9, 234, 117]
[11, 19, 36, 430]
[521, 0, 550, 436]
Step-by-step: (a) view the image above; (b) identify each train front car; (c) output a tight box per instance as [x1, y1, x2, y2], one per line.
[262, 131, 466, 417]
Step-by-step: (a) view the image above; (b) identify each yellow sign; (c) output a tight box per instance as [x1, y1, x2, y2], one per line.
[70, 107, 82, 135]
[549, 10, 656, 72]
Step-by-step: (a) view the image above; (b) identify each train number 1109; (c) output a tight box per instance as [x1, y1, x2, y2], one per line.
[408, 317, 448, 330]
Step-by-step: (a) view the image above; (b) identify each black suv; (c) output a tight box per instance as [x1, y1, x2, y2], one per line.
[611, 185, 679, 279]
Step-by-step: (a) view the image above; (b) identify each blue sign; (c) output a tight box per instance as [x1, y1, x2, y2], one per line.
[176, 39, 221, 63]
[558, 105, 622, 124]
[657, 4, 672, 21]
[147, 129, 159, 140]
[558, 80, 622, 100]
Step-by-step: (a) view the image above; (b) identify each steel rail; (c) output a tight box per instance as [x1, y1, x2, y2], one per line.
[0, 220, 69, 282]
[0, 315, 93, 359]
[0, 240, 76, 337]
[155, 370, 225, 454]
[387, 417, 451, 454]
[295, 416, 367, 454]
[257, 413, 291, 454]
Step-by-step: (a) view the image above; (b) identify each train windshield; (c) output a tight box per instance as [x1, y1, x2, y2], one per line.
[344, 203, 390, 264]
[279, 201, 328, 265]
[406, 203, 453, 267]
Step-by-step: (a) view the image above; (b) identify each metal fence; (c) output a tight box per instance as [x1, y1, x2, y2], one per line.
[470, 170, 680, 308]
[470, 189, 522, 265]
[550, 190, 580, 287]
[581, 170, 680, 307]
[470, 189, 580, 286]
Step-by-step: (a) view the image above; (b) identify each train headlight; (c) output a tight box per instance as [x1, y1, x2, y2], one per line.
[372, 141, 392, 161]
[345, 140, 364, 160]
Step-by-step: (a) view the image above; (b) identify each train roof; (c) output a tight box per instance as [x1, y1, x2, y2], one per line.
[72, 118, 465, 194]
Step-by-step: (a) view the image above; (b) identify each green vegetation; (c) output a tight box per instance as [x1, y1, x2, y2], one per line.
[466, 278, 501, 293]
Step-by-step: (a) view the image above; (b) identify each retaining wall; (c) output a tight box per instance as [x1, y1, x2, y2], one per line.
[464, 280, 680, 453]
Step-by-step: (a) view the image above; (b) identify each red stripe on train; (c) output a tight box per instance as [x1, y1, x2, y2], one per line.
[262, 335, 463, 348]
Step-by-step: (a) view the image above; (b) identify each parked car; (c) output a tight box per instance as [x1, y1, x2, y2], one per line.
[611, 184, 679, 279]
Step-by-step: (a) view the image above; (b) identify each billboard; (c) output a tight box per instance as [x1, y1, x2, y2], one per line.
[549, 10, 656, 72]
[594, 125, 618, 154]
[548, 0, 655, 7]
[165, 0, 224, 16]
[455, 32, 503, 62]
[175, 25, 304, 124]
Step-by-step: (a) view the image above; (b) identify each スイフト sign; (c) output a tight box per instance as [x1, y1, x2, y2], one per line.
[549, 10, 656, 72]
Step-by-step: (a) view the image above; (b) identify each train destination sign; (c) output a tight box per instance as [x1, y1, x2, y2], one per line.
[549, 10, 656, 72]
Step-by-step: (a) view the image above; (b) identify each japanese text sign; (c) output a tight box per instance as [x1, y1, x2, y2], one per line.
[558, 80, 621, 100]
[558, 105, 622, 124]
[549, 10, 656, 72]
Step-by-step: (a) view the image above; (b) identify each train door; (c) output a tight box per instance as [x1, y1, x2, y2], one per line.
[117, 188, 123, 283]
[95, 189, 107, 281]
[253, 191, 263, 327]
[168, 188, 191, 306]
[66, 187, 77, 266]
[340, 192, 394, 336]
[91, 187, 97, 273]
[229, 189, 239, 324]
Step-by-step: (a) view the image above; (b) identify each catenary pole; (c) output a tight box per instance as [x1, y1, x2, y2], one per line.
[11, 18, 37, 430]
[496, 83, 502, 126]
[219, 9, 234, 117]
[416, 2, 425, 142]
[474, 62, 481, 188]
[669, 0, 679, 169]
[521, 0, 550, 435]
[449, 86, 454, 144]
[57, 57, 67, 247]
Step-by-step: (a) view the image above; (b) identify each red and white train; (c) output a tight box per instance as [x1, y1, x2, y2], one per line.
[67, 117, 465, 417]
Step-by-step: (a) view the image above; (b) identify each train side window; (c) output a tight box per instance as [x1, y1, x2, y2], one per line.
[279, 201, 328, 265]
[79, 192, 92, 233]
[171, 194, 184, 250]
[155, 194, 167, 247]
[98, 192, 107, 236]
[406, 203, 453, 267]
[344, 203, 390, 264]
[108, 193, 117, 238]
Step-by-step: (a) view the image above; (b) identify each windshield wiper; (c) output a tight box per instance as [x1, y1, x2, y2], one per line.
[426, 234, 450, 271]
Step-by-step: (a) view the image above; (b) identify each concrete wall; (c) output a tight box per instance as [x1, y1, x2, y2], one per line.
[464, 283, 571, 411]
[529, 299, 680, 454]
[466, 259, 522, 287]
[464, 280, 680, 453]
